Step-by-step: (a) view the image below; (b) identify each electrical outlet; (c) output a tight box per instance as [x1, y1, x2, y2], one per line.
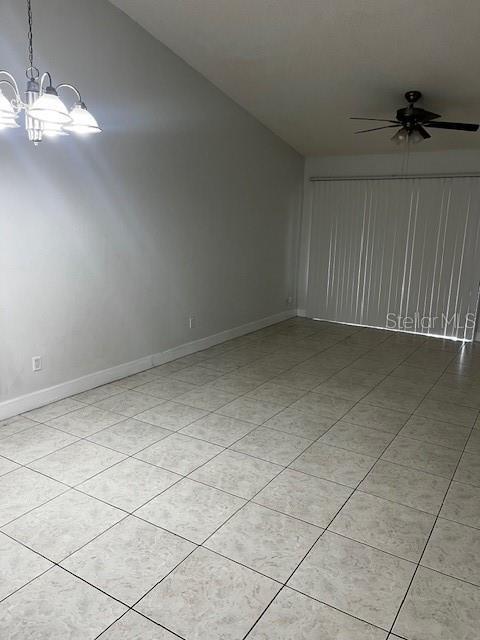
[32, 356, 42, 372]
[286, 295, 293, 306]
[189, 315, 196, 329]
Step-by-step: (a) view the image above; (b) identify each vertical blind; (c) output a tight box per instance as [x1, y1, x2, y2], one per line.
[306, 176, 480, 340]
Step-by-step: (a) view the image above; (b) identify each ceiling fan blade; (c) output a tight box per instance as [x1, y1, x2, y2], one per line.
[417, 110, 441, 121]
[355, 125, 400, 134]
[425, 121, 479, 132]
[351, 117, 400, 124]
[415, 125, 431, 140]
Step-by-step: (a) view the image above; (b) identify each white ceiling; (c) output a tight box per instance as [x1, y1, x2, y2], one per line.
[110, 0, 480, 156]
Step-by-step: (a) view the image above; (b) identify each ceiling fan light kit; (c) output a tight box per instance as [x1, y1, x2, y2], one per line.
[352, 90, 479, 145]
[0, 0, 101, 144]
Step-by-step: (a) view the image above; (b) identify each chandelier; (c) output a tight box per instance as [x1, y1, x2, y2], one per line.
[0, 0, 101, 144]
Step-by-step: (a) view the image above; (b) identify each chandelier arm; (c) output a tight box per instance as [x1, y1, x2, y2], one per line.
[56, 83, 82, 104]
[0, 70, 21, 100]
[39, 71, 53, 93]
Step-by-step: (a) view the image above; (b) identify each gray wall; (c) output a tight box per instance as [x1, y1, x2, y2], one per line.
[299, 150, 480, 339]
[0, 0, 303, 403]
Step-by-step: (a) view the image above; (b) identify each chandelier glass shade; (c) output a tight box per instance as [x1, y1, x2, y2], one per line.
[0, 0, 101, 144]
[64, 103, 101, 135]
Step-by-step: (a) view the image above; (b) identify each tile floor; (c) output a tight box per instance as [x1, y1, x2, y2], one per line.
[1, 317, 480, 639]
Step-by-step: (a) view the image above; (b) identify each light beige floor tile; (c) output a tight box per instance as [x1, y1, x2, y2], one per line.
[290, 392, 355, 420]
[190, 449, 282, 499]
[0, 425, 78, 464]
[362, 388, 422, 413]
[254, 469, 351, 527]
[78, 458, 180, 512]
[263, 407, 334, 440]
[180, 413, 255, 447]
[400, 415, 470, 450]
[421, 518, 480, 585]
[246, 382, 307, 407]
[0, 416, 38, 439]
[440, 481, 480, 528]
[169, 365, 222, 385]
[466, 428, 480, 454]
[134, 401, 207, 430]
[94, 391, 162, 417]
[0, 456, 19, 476]
[206, 502, 321, 581]
[350, 356, 397, 375]
[290, 442, 377, 487]
[231, 427, 311, 466]
[136, 547, 280, 640]
[289, 531, 415, 630]
[0, 467, 66, 526]
[63, 516, 194, 605]
[3, 490, 125, 562]
[247, 588, 388, 639]
[359, 460, 450, 514]
[0, 566, 126, 639]
[271, 369, 333, 390]
[23, 398, 86, 423]
[169, 353, 207, 367]
[319, 421, 394, 457]
[134, 378, 197, 400]
[313, 378, 373, 401]
[0, 532, 53, 600]
[151, 360, 189, 376]
[175, 386, 238, 411]
[46, 406, 123, 437]
[393, 567, 480, 640]
[427, 386, 480, 409]
[207, 374, 260, 395]
[136, 478, 244, 543]
[390, 364, 441, 384]
[342, 402, 409, 434]
[72, 383, 125, 405]
[29, 440, 126, 486]
[382, 436, 461, 478]
[376, 375, 434, 397]
[329, 367, 385, 387]
[114, 371, 159, 389]
[415, 398, 478, 427]
[405, 351, 455, 370]
[88, 418, 172, 454]
[454, 452, 480, 487]
[135, 433, 222, 474]
[330, 492, 435, 562]
[216, 397, 284, 424]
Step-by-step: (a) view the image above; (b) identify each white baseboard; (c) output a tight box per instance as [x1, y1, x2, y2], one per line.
[296, 308, 307, 317]
[0, 310, 296, 421]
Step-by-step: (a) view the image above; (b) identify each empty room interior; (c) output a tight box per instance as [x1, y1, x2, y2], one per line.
[2, 1, 480, 638]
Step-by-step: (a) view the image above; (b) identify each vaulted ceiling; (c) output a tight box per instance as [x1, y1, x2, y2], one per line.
[110, 0, 480, 156]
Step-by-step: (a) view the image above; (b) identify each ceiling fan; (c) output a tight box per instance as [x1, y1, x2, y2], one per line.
[351, 91, 479, 144]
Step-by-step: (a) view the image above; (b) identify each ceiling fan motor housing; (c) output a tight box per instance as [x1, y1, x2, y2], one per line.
[396, 106, 434, 127]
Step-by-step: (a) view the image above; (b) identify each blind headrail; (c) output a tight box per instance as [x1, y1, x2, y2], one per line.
[309, 173, 480, 182]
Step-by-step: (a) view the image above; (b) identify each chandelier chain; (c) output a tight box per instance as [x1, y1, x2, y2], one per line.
[27, 0, 33, 69]
[25, 0, 39, 79]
